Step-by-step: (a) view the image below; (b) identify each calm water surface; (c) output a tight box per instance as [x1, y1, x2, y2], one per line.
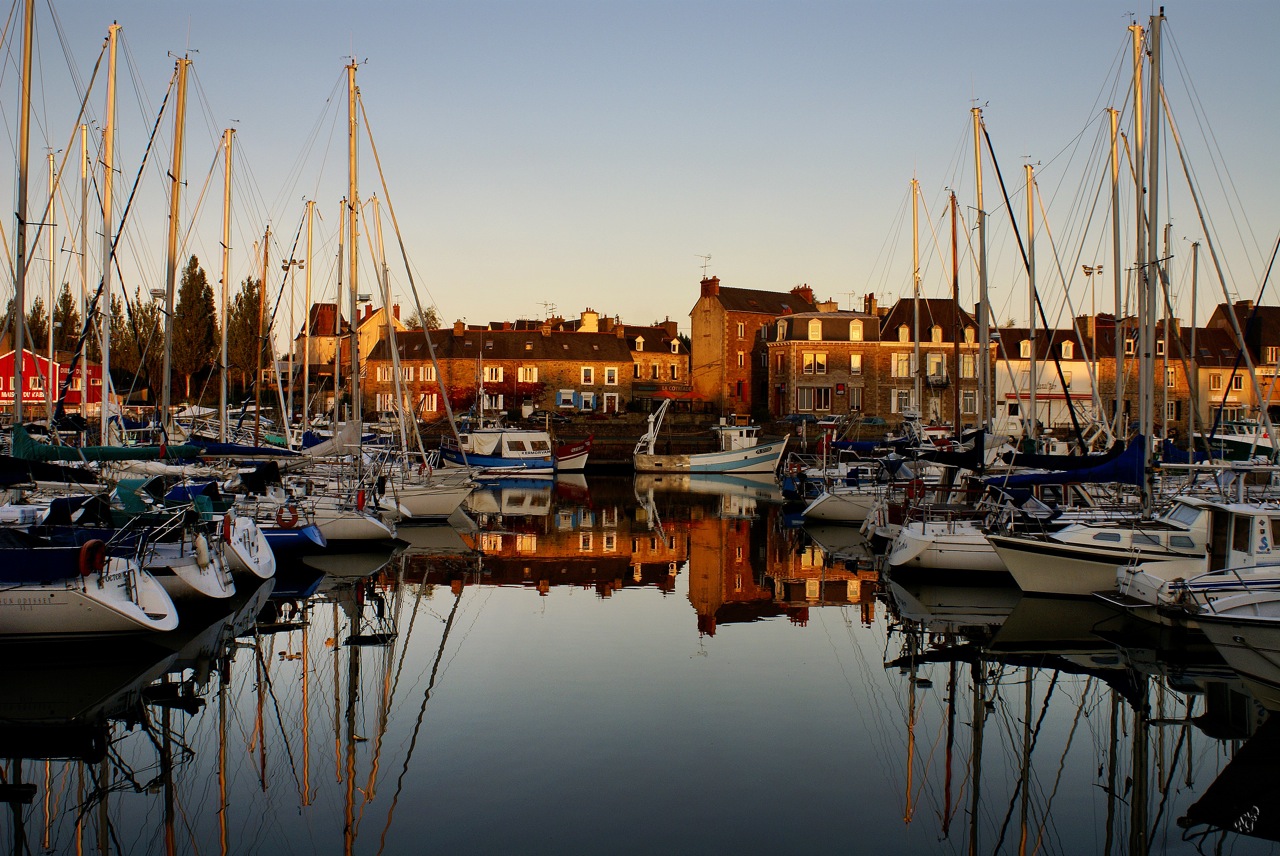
[2, 475, 1276, 854]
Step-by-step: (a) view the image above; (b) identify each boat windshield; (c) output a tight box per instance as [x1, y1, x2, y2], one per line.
[1163, 501, 1203, 528]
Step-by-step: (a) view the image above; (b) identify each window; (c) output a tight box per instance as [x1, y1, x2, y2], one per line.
[581, 392, 595, 409]
[802, 352, 827, 375]
[557, 389, 574, 407]
[605, 367, 618, 385]
[1061, 341, 1073, 359]
[1156, 339, 1165, 356]
[524, 341, 533, 351]
[962, 390, 976, 413]
[849, 320, 863, 342]
[960, 353, 976, 379]
[402, 366, 414, 382]
[893, 389, 912, 413]
[417, 392, 439, 413]
[1008, 402, 1020, 417]
[964, 326, 976, 344]
[1166, 400, 1182, 421]
[898, 325, 910, 343]
[30, 376, 42, 391]
[483, 365, 503, 383]
[808, 319, 822, 340]
[797, 387, 815, 410]
[376, 365, 391, 382]
[814, 387, 832, 411]
[1167, 367, 1176, 388]
[850, 387, 863, 411]
[91, 377, 102, 386]
[670, 364, 678, 380]
[633, 363, 641, 378]
[579, 532, 593, 553]
[776, 320, 787, 341]
[1124, 337, 1135, 356]
[927, 353, 945, 378]
[420, 365, 437, 382]
[651, 365, 659, 380]
[485, 340, 493, 350]
[1234, 516, 1253, 554]
[737, 351, 745, 367]
[671, 340, 679, 354]
[737, 322, 745, 337]
[1020, 339, 1032, 359]
[1233, 375, 1244, 391]
[634, 336, 644, 352]
[1210, 373, 1222, 391]
[1268, 346, 1280, 363]
[581, 366, 594, 384]
[930, 325, 943, 343]
[850, 354, 862, 375]
[518, 366, 538, 383]
[893, 353, 912, 378]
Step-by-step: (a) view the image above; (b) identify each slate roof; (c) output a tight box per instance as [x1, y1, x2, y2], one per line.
[713, 286, 816, 317]
[368, 328, 636, 363]
[775, 310, 882, 342]
[879, 298, 978, 341]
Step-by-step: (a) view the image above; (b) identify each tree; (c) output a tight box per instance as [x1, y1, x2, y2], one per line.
[52, 283, 82, 354]
[111, 289, 164, 401]
[405, 304, 440, 330]
[27, 296, 49, 350]
[227, 277, 264, 392]
[172, 255, 220, 400]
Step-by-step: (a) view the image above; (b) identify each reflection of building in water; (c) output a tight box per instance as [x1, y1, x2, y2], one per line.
[688, 507, 878, 635]
[765, 535, 878, 626]
[412, 499, 687, 597]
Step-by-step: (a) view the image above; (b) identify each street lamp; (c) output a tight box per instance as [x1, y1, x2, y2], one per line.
[1082, 264, 1104, 322]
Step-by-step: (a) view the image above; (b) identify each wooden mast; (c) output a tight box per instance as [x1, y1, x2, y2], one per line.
[346, 61, 361, 423]
[950, 191, 961, 435]
[971, 108, 991, 426]
[160, 56, 191, 437]
[911, 178, 921, 415]
[219, 128, 234, 443]
[1109, 107, 1124, 437]
[302, 199, 315, 433]
[98, 24, 119, 443]
[1025, 164, 1037, 445]
[13, 0, 34, 424]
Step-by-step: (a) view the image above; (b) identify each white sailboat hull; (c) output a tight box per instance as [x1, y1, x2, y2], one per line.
[0, 559, 178, 636]
[887, 521, 1006, 573]
[633, 438, 788, 475]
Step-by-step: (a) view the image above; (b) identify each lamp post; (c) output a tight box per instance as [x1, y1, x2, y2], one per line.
[281, 257, 304, 427]
[1082, 264, 1104, 324]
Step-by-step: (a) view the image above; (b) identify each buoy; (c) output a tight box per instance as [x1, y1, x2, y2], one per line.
[275, 505, 299, 528]
[78, 539, 107, 576]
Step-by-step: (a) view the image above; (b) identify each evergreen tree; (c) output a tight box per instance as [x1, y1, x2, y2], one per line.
[108, 294, 134, 373]
[52, 283, 82, 353]
[27, 296, 49, 351]
[227, 277, 263, 392]
[172, 255, 219, 400]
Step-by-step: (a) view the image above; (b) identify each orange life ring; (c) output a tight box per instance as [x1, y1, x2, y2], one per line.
[275, 505, 300, 529]
[78, 539, 108, 576]
[905, 479, 926, 501]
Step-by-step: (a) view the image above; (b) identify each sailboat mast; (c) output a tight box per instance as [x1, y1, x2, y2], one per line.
[346, 61, 361, 423]
[219, 128, 234, 443]
[12, 0, 34, 425]
[98, 24, 119, 443]
[303, 199, 314, 433]
[971, 108, 991, 426]
[911, 178, 921, 413]
[1109, 107, 1124, 437]
[78, 124, 88, 413]
[254, 228, 270, 447]
[1130, 20, 1153, 510]
[47, 151, 56, 425]
[1026, 164, 1037, 443]
[1144, 11, 1165, 507]
[160, 56, 191, 436]
[950, 191, 961, 434]
[373, 198, 409, 452]
[334, 199, 344, 425]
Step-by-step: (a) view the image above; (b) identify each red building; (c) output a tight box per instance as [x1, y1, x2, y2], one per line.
[0, 350, 104, 410]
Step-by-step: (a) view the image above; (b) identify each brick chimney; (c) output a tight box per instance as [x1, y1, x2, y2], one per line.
[453, 320, 465, 337]
[615, 323, 626, 338]
[362, 304, 373, 322]
[700, 276, 720, 298]
[392, 303, 400, 321]
[661, 317, 679, 338]
[580, 309, 599, 333]
[790, 284, 815, 306]
[816, 299, 839, 313]
[863, 293, 877, 316]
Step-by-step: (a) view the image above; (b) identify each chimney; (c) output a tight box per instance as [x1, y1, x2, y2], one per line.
[615, 323, 626, 339]
[392, 303, 400, 321]
[790, 284, 815, 306]
[453, 320, 465, 337]
[541, 321, 552, 337]
[580, 309, 599, 333]
[700, 276, 720, 298]
[662, 317, 679, 339]
[816, 299, 839, 313]
[362, 304, 373, 322]
[864, 294, 877, 316]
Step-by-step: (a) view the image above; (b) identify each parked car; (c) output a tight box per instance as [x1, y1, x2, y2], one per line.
[779, 413, 819, 426]
[528, 409, 571, 425]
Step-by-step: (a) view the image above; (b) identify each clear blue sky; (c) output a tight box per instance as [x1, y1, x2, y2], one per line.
[5, 1, 1278, 345]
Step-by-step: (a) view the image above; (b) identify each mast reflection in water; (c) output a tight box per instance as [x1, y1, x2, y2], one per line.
[1, 474, 1276, 854]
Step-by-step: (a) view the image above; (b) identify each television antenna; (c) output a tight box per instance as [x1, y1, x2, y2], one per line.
[696, 254, 712, 278]
[538, 301, 557, 319]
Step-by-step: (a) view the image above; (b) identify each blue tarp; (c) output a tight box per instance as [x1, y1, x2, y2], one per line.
[985, 436, 1145, 489]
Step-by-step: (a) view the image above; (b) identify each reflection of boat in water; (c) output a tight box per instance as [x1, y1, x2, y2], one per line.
[1181, 715, 1280, 843]
[307, 546, 401, 582]
[465, 478, 553, 518]
[886, 578, 1020, 637]
[634, 472, 783, 519]
[802, 523, 875, 562]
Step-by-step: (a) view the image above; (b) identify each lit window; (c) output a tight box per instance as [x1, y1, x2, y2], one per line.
[1020, 340, 1032, 359]
[605, 367, 617, 385]
[931, 325, 943, 343]
[581, 366, 594, 385]
[898, 325, 909, 343]
[808, 319, 822, 340]
[850, 354, 862, 375]
[484, 366, 503, 383]
[849, 320, 863, 342]
[1061, 341, 1073, 360]
[736, 322, 745, 337]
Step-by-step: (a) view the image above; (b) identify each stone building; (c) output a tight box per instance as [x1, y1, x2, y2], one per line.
[690, 276, 816, 418]
[874, 297, 984, 428]
[765, 298, 882, 419]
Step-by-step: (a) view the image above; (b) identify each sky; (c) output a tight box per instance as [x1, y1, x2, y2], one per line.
[4, 1, 1280, 348]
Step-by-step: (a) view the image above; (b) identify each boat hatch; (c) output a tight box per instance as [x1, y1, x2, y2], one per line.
[1163, 502, 1203, 528]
